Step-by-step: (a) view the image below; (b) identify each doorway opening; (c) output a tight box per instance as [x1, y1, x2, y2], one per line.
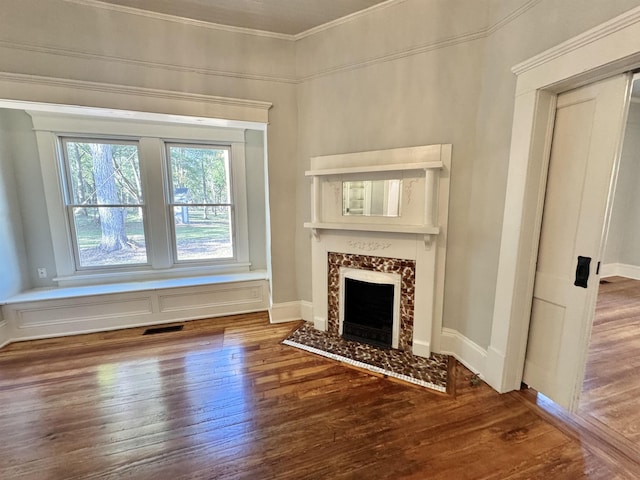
[577, 79, 640, 448]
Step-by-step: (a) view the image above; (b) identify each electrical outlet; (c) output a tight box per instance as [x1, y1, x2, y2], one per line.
[37, 267, 47, 279]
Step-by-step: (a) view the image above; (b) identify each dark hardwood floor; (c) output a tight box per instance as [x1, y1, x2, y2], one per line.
[1, 311, 639, 479]
[579, 276, 640, 448]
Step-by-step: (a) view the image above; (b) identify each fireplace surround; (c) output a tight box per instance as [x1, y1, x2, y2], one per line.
[305, 144, 451, 358]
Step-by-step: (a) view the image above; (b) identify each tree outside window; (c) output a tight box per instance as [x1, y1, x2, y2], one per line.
[167, 144, 234, 262]
[62, 139, 147, 268]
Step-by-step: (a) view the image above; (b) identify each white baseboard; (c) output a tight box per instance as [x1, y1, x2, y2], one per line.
[313, 316, 327, 330]
[412, 338, 431, 358]
[269, 301, 309, 323]
[300, 301, 313, 321]
[1, 279, 269, 344]
[0, 320, 11, 349]
[440, 327, 487, 379]
[600, 263, 640, 280]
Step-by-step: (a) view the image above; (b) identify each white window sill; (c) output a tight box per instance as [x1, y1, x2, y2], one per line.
[53, 262, 252, 288]
[2, 269, 268, 305]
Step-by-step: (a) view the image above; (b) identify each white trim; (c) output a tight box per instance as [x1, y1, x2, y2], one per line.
[297, 0, 542, 82]
[0, 320, 11, 350]
[4, 1, 549, 87]
[298, 30, 487, 83]
[63, 0, 295, 41]
[0, 39, 297, 86]
[295, 0, 405, 40]
[412, 338, 431, 358]
[0, 73, 273, 124]
[300, 301, 313, 322]
[269, 301, 306, 323]
[27, 112, 255, 284]
[600, 263, 640, 280]
[440, 328, 487, 379]
[492, 5, 640, 394]
[485, 0, 542, 36]
[512, 7, 640, 76]
[3, 271, 268, 304]
[0, 279, 269, 344]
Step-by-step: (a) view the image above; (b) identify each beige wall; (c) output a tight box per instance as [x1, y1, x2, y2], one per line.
[0, 0, 298, 302]
[295, 0, 640, 348]
[0, 111, 29, 298]
[605, 102, 640, 266]
[3, 0, 640, 347]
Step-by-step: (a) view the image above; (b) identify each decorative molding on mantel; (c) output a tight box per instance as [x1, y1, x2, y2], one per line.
[347, 240, 392, 252]
[512, 5, 640, 75]
[305, 144, 449, 251]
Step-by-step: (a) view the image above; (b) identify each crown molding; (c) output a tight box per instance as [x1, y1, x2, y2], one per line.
[294, 0, 406, 40]
[512, 5, 640, 75]
[0, 40, 298, 85]
[299, 30, 487, 83]
[4, 0, 549, 86]
[298, 0, 541, 82]
[486, 0, 542, 36]
[63, 0, 295, 41]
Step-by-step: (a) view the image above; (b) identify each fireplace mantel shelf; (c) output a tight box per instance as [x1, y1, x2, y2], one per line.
[304, 161, 442, 177]
[304, 222, 439, 235]
[304, 222, 440, 248]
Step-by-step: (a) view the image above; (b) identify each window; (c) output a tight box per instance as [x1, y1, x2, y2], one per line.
[30, 113, 252, 285]
[167, 144, 233, 262]
[61, 139, 148, 268]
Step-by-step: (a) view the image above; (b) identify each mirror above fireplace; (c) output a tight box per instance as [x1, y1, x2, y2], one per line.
[342, 179, 402, 217]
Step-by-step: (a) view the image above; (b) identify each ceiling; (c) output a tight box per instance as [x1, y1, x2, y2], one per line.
[97, 0, 390, 36]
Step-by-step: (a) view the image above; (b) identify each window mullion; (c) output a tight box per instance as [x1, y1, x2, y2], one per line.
[138, 137, 173, 269]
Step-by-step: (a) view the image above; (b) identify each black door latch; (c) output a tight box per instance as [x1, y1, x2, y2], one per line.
[574, 256, 591, 288]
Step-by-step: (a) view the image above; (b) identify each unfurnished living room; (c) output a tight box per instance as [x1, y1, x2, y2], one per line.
[3, 0, 640, 478]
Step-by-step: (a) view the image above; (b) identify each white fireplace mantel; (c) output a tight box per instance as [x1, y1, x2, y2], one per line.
[304, 145, 450, 250]
[305, 144, 451, 357]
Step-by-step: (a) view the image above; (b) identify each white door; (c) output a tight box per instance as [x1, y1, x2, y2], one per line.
[523, 74, 632, 411]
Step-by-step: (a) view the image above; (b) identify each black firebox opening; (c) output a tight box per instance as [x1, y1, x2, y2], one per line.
[342, 277, 394, 349]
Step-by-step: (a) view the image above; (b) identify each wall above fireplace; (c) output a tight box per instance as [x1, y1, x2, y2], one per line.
[305, 144, 451, 357]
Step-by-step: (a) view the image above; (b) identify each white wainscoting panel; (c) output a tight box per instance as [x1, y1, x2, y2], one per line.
[1, 279, 269, 343]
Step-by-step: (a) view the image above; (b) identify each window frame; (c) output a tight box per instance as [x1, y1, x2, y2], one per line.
[30, 112, 250, 286]
[59, 136, 151, 271]
[165, 142, 237, 265]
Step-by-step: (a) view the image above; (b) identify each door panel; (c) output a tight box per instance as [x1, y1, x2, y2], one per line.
[523, 74, 631, 411]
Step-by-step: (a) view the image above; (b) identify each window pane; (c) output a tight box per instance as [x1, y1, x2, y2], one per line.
[65, 141, 142, 205]
[73, 207, 148, 267]
[169, 146, 230, 204]
[173, 206, 232, 261]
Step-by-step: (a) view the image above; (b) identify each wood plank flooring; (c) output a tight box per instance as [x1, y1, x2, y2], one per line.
[579, 276, 640, 447]
[0, 312, 638, 479]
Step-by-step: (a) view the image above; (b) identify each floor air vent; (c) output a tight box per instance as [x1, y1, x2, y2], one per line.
[143, 325, 184, 335]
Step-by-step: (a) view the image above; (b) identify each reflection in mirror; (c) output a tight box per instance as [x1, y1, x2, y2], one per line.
[343, 179, 402, 217]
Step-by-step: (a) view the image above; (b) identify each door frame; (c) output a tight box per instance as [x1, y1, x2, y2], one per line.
[487, 6, 640, 394]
